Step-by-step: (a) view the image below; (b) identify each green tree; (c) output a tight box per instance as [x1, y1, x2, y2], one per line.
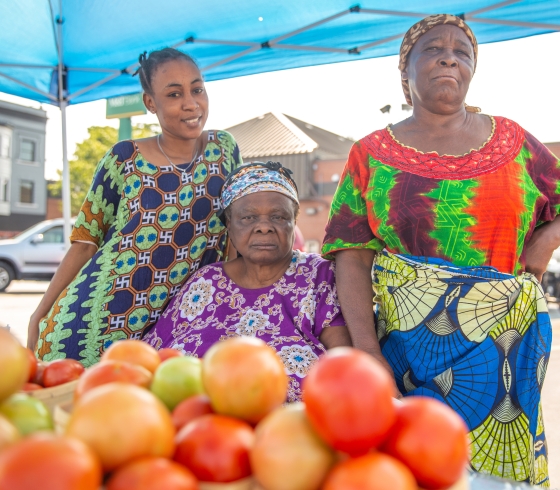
[49, 123, 159, 215]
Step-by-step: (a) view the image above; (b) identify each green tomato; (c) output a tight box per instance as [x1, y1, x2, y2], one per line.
[150, 356, 204, 410]
[0, 393, 53, 435]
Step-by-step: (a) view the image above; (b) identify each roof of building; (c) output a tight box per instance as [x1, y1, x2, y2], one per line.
[545, 142, 560, 157]
[0, 100, 47, 120]
[226, 112, 354, 159]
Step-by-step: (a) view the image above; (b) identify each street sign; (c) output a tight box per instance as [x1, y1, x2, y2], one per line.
[106, 93, 146, 119]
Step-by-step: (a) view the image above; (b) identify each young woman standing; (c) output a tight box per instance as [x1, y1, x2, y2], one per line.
[28, 48, 242, 366]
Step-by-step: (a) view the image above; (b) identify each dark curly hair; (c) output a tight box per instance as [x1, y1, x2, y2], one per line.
[134, 48, 198, 94]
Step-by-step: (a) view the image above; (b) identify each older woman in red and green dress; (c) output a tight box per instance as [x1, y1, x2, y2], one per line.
[322, 14, 558, 486]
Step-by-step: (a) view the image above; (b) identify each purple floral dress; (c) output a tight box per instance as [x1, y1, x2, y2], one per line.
[144, 250, 345, 401]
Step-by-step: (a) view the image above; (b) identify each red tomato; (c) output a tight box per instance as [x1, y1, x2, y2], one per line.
[158, 348, 183, 362]
[74, 360, 152, 401]
[0, 415, 20, 451]
[0, 432, 102, 490]
[101, 340, 161, 373]
[66, 383, 175, 472]
[106, 457, 198, 490]
[251, 403, 336, 490]
[21, 382, 43, 391]
[382, 396, 469, 489]
[0, 328, 29, 402]
[302, 347, 396, 455]
[26, 348, 38, 382]
[43, 359, 85, 387]
[174, 414, 254, 483]
[32, 361, 47, 386]
[322, 452, 416, 490]
[202, 337, 288, 424]
[172, 394, 213, 432]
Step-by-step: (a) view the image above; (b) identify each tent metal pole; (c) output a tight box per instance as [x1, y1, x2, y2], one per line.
[56, 0, 72, 250]
[60, 100, 72, 250]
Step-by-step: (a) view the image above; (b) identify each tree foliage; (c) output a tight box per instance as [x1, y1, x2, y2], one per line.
[48, 123, 159, 215]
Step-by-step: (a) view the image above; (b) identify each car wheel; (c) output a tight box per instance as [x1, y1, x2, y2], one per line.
[0, 261, 14, 293]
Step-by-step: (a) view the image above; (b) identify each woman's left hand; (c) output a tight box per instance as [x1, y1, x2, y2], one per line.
[525, 217, 560, 281]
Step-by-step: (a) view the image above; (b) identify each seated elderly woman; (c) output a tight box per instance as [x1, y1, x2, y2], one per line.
[144, 161, 351, 401]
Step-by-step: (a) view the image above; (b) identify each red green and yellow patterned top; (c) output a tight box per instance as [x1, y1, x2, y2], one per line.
[322, 116, 560, 275]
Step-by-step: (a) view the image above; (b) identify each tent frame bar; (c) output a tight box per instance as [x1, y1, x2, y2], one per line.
[466, 0, 521, 17]
[0, 63, 57, 70]
[0, 70, 57, 101]
[67, 71, 122, 102]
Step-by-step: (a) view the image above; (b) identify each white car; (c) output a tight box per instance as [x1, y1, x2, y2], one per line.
[0, 218, 73, 292]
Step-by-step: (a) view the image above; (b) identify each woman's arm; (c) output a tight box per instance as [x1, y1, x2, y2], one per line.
[525, 216, 560, 281]
[319, 326, 352, 348]
[334, 248, 401, 396]
[27, 242, 97, 350]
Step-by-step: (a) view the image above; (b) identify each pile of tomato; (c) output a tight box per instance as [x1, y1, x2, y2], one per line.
[0, 327, 469, 490]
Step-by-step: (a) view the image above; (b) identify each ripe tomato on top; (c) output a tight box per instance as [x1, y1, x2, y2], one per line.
[172, 394, 213, 432]
[322, 452, 416, 490]
[74, 360, 152, 401]
[174, 414, 254, 483]
[202, 337, 288, 424]
[0, 432, 102, 490]
[0, 328, 29, 402]
[382, 396, 469, 489]
[158, 348, 183, 362]
[106, 457, 198, 490]
[303, 347, 396, 455]
[25, 348, 38, 382]
[101, 340, 161, 373]
[43, 359, 85, 387]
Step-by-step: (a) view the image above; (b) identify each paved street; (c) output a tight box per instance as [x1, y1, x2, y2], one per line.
[1, 280, 559, 486]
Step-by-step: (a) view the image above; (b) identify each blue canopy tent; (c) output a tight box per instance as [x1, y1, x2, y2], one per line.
[1, 0, 559, 243]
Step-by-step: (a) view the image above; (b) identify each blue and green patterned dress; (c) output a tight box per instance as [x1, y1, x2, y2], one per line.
[37, 130, 241, 366]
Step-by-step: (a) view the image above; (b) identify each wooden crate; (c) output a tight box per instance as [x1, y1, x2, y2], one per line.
[26, 380, 78, 414]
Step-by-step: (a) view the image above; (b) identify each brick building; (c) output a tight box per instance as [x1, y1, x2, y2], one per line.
[545, 142, 560, 158]
[0, 100, 48, 238]
[227, 113, 353, 252]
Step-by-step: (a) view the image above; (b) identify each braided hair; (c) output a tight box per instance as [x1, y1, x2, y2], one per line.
[134, 48, 198, 94]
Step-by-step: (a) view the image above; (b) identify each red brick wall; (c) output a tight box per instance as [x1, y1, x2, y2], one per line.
[313, 159, 346, 184]
[297, 197, 334, 252]
[545, 142, 560, 158]
[46, 197, 62, 220]
[294, 159, 347, 251]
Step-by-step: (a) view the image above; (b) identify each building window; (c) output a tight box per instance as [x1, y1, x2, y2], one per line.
[1, 179, 9, 202]
[0, 135, 10, 158]
[20, 180, 34, 204]
[20, 139, 36, 162]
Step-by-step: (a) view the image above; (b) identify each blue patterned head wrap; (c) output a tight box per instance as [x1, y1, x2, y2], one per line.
[220, 162, 299, 219]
